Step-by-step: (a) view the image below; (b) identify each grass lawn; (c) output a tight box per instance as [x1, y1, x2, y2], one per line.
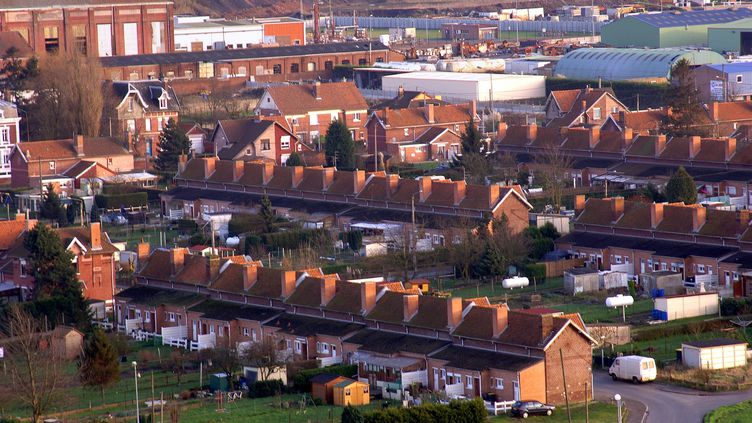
[705, 400, 752, 422]
[104, 224, 180, 250]
[613, 330, 732, 363]
[433, 277, 564, 299]
[552, 298, 654, 323]
[492, 401, 618, 421]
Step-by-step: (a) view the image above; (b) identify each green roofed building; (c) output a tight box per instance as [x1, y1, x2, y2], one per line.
[554, 48, 726, 82]
[602, 8, 752, 48]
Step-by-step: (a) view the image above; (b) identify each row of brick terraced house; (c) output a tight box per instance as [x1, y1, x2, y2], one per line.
[115, 245, 595, 404]
[556, 195, 752, 297]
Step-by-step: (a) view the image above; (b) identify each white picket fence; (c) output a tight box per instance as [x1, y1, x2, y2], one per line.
[190, 333, 216, 351]
[92, 320, 114, 331]
[444, 383, 465, 398]
[319, 355, 343, 367]
[125, 318, 143, 335]
[484, 400, 516, 415]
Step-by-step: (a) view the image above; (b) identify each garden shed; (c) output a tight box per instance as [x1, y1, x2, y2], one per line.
[564, 268, 600, 295]
[311, 374, 349, 405]
[681, 338, 747, 370]
[653, 292, 719, 321]
[600, 271, 628, 290]
[333, 378, 370, 406]
[640, 271, 684, 297]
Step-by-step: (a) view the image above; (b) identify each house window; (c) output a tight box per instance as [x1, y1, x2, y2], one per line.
[107, 157, 113, 166]
[661, 263, 668, 271]
[261, 139, 271, 151]
[252, 329, 257, 341]
[167, 312, 176, 322]
[611, 106, 619, 114]
[466, 376, 473, 389]
[342, 60, 350, 65]
[185, 70, 194, 79]
[310, 114, 319, 125]
[291, 117, 298, 125]
[209, 325, 215, 334]
[44, 26, 60, 52]
[273, 64, 282, 74]
[285, 339, 292, 349]
[294, 340, 302, 353]
[243, 327, 249, 337]
[729, 186, 738, 196]
[128, 98, 134, 112]
[404, 128, 410, 137]
[495, 378, 504, 389]
[49, 162, 55, 171]
[698, 264, 705, 273]
[615, 255, 622, 264]
[0, 127, 9, 144]
[331, 113, 338, 122]
[353, 112, 361, 122]
[737, 75, 744, 83]
[158, 118, 164, 131]
[291, 63, 300, 73]
[324, 61, 334, 70]
[246, 148, 252, 155]
[144, 119, 151, 132]
[593, 107, 602, 120]
[358, 58, 367, 66]
[72, 25, 87, 54]
[159, 97, 168, 110]
[280, 136, 291, 149]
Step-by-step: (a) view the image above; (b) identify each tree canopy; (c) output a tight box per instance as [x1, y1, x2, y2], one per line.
[24, 224, 90, 329]
[666, 166, 697, 204]
[154, 118, 190, 174]
[40, 185, 67, 227]
[324, 120, 355, 169]
[661, 59, 707, 137]
[79, 328, 120, 400]
[453, 119, 490, 184]
[285, 151, 303, 166]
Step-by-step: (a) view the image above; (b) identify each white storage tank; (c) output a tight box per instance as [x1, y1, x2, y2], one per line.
[606, 294, 634, 308]
[502, 276, 529, 289]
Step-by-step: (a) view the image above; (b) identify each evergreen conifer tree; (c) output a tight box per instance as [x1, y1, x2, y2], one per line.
[79, 329, 121, 400]
[154, 118, 190, 174]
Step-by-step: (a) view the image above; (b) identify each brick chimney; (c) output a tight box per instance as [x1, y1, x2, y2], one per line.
[137, 239, 150, 262]
[322, 167, 335, 190]
[446, 297, 463, 329]
[313, 81, 322, 100]
[618, 110, 626, 126]
[203, 157, 217, 178]
[621, 128, 634, 149]
[207, 255, 221, 282]
[291, 165, 304, 188]
[588, 126, 601, 149]
[610, 197, 625, 222]
[169, 248, 185, 275]
[418, 176, 432, 202]
[740, 209, 751, 226]
[242, 263, 258, 291]
[689, 136, 701, 159]
[470, 100, 477, 120]
[403, 294, 419, 322]
[386, 174, 400, 199]
[655, 135, 667, 156]
[425, 103, 435, 124]
[649, 202, 664, 228]
[360, 282, 377, 315]
[453, 180, 466, 206]
[280, 269, 297, 298]
[487, 184, 500, 209]
[497, 122, 507, 140]
[320, 277, 337, 306]
[526, 123, 538, 143]
[352, 170, 366, 193]
[178, 154, 188, 175]
[261, 162, 274, 185]
[491, 305, 509, 338]
[90, 222, 102, 250]
[691, 205, 707, 232]
[232, 160, 244, 181]
[580, 100, 588, 124]
[575, 194, 586, 215]
[398, 85, 405, 97]
[726, 137, 737, 160]
[75, 135, 85, 157]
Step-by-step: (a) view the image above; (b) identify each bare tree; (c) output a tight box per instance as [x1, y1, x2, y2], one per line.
[26, 51, 104, 139]
[162, 349, 194, 387]
[0, 306, 68, 423]
[535, 142, 573, 212]
[447, 223, 485, 283]
[241, 338, 288, 382]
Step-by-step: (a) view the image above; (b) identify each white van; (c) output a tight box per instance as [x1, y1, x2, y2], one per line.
[609, 355, 657, 383]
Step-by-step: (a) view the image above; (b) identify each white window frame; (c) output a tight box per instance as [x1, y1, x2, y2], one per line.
[309, 114, 318, 125]
[495, 378, 504, 389]
[593, 107, 602, 120]
[466, 375, 473, 389]
[144, 118, 151, 132]
[0, 127, 9, 144]
[167, 312, 176, 322]
[294, 340, 302, 353]
[159, 97, 168, 110]
[243, 327, 249, 337]
[280, 135, 291, 150]
[353, 112, 361, 122]
[737, 75, 744, 83]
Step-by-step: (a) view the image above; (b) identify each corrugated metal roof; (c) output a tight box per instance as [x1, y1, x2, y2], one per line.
[555, 48, 726, 81]
[628, 8, 752, 28]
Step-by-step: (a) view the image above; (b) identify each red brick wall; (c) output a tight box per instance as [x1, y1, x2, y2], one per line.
[76, 252, 116, 302]
[543, 326, 593, 404]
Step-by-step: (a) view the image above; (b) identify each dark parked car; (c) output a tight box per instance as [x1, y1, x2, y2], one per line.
[511, 400, 555, 419]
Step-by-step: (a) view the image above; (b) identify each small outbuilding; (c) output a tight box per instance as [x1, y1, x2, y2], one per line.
[681, 338, 747, 370]
[51, 326, 84, 361]
[653, 292, 719, 321]
[600, 271, 628, 290]
[333, 378, 370, 406]
[640, 271, 684, 297]
[564, 268, 600, 295]
[311, 374, 349, 405]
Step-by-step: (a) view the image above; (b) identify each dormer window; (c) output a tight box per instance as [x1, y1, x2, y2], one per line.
[127, 98, 134, 112]
[159, 97, 168, 110]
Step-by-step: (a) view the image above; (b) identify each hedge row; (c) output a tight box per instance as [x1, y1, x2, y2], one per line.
[633, 319, 730, 343]
[721, 297, 752, 316]
[248, 380, 285, 398]
[291, 364, 357, 391]
[94, 192, 148, 209]
[363, 399, 487, 423]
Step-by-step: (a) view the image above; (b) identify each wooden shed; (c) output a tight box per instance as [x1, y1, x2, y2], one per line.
[310, 374, 349, 405]
[51, 326, 84, 361]
[563, 268, 600, 295]
[681, 338, 747, 370]
[333, 378, 370, 406]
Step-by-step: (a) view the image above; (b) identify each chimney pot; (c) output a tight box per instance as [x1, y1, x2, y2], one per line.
[242, 263, 259, 291]
[426, 103, 435, 124]
[447, 297, 463, 329]
[403, 294, 419, 322]
[75, 135, 85, 157]
[320, 277, 337, 306]
[360, 282, 377, 315]
[649, 202, 664, 229]
[90, 222, 102, 250]
[575, 194, 586, 215]
[491, 304, 509, 338]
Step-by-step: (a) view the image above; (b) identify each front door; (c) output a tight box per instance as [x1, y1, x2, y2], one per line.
[513, 380, 520, 401]
[433, 368, 439, 389]
[473, 377, 480, 397]
[192, 321, 198, 341]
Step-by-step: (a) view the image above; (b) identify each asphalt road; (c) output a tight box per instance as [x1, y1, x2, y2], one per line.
[594, 371, 752, 423]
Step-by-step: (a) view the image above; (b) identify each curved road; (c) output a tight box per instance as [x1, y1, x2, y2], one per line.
[594, 371, 752, 423]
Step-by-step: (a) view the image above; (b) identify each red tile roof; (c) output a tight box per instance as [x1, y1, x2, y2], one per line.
[659, 137, 692, 160]
[626, 135, 660, 157]
[265, 82, 367, 116]
[655, 203, 701, 233]
[694, 138, 730, 162]
[18, 137, 129, 161]
[374, 103, 473, 128]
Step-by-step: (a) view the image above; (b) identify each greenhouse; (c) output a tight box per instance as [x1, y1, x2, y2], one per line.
[554, 48, 726, 82]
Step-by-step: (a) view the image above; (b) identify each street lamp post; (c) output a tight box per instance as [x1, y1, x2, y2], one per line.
[600, 335, 606, 369]
[132, 361, 140, 423]
[614, 393, 622, 423]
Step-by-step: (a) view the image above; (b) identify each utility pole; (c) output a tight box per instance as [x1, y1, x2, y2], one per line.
[560, 349, 572, 423]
